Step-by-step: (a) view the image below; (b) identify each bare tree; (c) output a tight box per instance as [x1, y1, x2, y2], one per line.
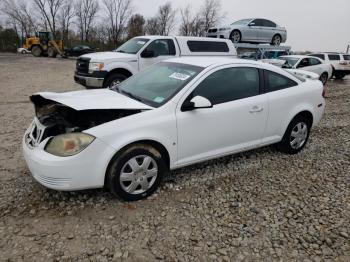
[102, 0, 133, 46]
[199, 0, 224, 36]
[179, 5, 203, 36]
[75, 0, 99, 42]
[157, 2, 176, 35]
[127, 14, 145, 38]
[58, 0, 75, 42]
[145, 17, 159, 35]
[33, 0, 64, 37]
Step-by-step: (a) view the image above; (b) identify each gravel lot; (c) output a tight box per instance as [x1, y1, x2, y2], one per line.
[0, 53, 349, 261]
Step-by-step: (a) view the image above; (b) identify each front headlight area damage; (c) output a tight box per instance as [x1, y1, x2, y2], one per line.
[30, 95, 142, 156]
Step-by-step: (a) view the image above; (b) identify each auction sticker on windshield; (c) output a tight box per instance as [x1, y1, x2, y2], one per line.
[137, 41, 146, 45]
[153, 96, 165, 103]
[169, 72, 191, 81]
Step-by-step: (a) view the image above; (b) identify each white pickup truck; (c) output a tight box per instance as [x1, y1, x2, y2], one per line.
[74, 36, 237, 89]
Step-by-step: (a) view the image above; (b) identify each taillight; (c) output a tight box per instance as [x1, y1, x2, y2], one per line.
[339, 61, 347, 65]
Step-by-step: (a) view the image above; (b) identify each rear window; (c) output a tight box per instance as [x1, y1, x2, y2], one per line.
[309, 54, 325, 60]
[343, 55, 350, 61]
[187, 41, 229, 52]
[328, 54, 340, 60]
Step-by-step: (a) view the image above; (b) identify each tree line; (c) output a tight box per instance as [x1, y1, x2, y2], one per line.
[0, 0, 225, 51]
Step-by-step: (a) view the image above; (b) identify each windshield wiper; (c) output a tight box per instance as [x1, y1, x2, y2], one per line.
[120, 90, 143, 102]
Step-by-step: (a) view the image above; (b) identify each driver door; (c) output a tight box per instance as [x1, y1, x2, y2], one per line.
[176, 66, 268, 167]
[139, 39, 177, 70]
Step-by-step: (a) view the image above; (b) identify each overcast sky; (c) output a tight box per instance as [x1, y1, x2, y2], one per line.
[136, 0, 350, 52]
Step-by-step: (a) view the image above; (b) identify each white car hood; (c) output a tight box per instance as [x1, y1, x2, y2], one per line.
[80, 51, 136, 61]
[36, 89, 153, 111]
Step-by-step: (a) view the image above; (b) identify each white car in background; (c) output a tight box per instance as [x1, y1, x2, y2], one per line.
[308, 53, 350, 79]
[278, 55, 332, 85]
[23, 58, 325, 201]
[17, 48, 30, 54]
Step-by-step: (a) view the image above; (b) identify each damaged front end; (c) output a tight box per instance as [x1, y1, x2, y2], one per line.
[27, 94, 142, 146]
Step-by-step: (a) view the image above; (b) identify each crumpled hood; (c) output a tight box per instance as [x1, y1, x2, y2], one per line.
[285, 69, 320, 80]
[35, 89, 153, 111]
[80, 51, 136, 62]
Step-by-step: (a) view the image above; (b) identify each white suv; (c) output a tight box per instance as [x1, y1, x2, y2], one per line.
[23, 58, 325, 201]
[308, 53, 350, 79]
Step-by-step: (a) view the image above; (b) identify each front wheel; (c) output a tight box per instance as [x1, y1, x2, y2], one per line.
[21, 50, 26, 54]
[319, 72, 328, 85]
[107, 144, 166, 201]
[31, 46, 42, 57]
[103, 73, 128, 89]
[276, 116, 311, 154]
[47, 47, 57, 58]
[230, 30, 241, 43]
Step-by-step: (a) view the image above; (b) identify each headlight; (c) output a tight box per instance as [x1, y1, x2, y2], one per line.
[45, 133, 95, 157]
[89, 62, 104, 73]
[219, 27, 230, 31]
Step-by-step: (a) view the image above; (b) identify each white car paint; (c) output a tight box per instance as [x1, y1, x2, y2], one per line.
[23, 57, 325, 192]
[308, 53, 350, 79]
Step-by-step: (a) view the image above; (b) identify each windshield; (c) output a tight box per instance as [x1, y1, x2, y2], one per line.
[279, 57, 300, 68]
[113, 62, 203, 107]
[263, 51, 288, 59]
[115, 38, 149, 54]
[231, 19, 252, 25]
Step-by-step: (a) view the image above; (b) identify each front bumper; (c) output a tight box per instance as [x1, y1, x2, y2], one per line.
[22, 126, 116, 191]
[74, 71, 108, 88]
[206, 31, 230, 39]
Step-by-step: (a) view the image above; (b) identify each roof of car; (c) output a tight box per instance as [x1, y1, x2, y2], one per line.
[164, 57, 264, 68]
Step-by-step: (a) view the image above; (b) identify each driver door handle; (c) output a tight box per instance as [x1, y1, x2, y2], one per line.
[249, 106, 263, 113]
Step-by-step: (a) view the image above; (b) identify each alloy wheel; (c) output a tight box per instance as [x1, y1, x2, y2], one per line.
[231, 31, 241, 43]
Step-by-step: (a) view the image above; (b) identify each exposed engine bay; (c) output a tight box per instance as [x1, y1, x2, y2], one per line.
[30, 95, 142, 142]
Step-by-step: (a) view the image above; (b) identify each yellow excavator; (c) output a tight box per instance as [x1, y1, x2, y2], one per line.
[23, 31, 65, 58]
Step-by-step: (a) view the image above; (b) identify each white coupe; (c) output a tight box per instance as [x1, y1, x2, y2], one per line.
[23, 58, 325, 201]
[278, 55, 333, 85]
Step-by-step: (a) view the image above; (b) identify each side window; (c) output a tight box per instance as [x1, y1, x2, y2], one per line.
[309, 58, 321, 65]
[343, 55, 350, 61]
[252, 19, 264, 26]
[263, 19, 276, 27]
[192, 67, 260, 105]
[265, 70, 297, 92]
[328, 54, 340, 60]
[310, 54, 325, 60]
[145, 39, 176, 56]
[297, 58, 310, 68]
[187, 41, 229, 52]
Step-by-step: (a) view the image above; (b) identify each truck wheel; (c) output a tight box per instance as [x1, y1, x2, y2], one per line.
[104, 73, 128, 89]
[31, 46, 42, 57]
[48, 47, 57, 58]
[107, 144, 166, 201]
[334, 72, 345, 80]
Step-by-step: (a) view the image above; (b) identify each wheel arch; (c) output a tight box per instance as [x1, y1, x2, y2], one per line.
[103, 68, 133, 87]
[104, 139, 171, 187]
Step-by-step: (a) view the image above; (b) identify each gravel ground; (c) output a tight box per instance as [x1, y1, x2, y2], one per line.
[0, 53, 349, 261]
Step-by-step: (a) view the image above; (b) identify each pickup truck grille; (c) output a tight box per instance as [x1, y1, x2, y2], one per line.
[76, 57, 90, 75]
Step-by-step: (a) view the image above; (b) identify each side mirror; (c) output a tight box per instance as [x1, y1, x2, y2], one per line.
[141, 50, 156, 58]
[181, 96, 212, 112]
[248, 22, 255, 26]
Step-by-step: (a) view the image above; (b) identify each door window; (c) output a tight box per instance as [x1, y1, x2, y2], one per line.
[252, 19, 264, 26]
[328, 54, 340, 60]
[264, 70, 297, 92]
[192, 67, 260, 105]
[297, 58, 310, 68]
[144, 39, 176, 56]
[309, 58, 321, 65]
[262, 19, 276, 27]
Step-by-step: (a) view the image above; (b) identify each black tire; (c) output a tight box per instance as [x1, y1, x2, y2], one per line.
[107, 144, 166, 201]
[31, 46, 42, 57]
[230, 30, 241, 43]
[276, 115, 312, 154]
[103, 73, 128, 89]
[271, 34, 282, 46]
[334, 72, 345, 80]
[319, 72, 328, 85]
[47, 47, 57, 58]
[21, 50, 26, 54]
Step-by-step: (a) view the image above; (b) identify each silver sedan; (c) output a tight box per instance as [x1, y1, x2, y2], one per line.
[207, 18, 287, 46]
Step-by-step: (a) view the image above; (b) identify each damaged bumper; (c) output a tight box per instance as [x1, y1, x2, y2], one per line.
[22, 123, 116, 191]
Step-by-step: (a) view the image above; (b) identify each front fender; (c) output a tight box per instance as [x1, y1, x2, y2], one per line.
[104, 61, 138, 75]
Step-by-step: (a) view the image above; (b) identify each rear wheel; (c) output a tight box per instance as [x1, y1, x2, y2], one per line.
[276, 116, 311, 154]
[107, 144, 166, 201]
[230, 30, 241, 43]
[103, 73, 128, 89]
[31, 46, 42, 57]
[319, 72, 328, 85]
[47, 47, 57, 58]
[334, 72, 345, 80]
[21, 50, 26, 54]
[271, 34, 282, 46]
